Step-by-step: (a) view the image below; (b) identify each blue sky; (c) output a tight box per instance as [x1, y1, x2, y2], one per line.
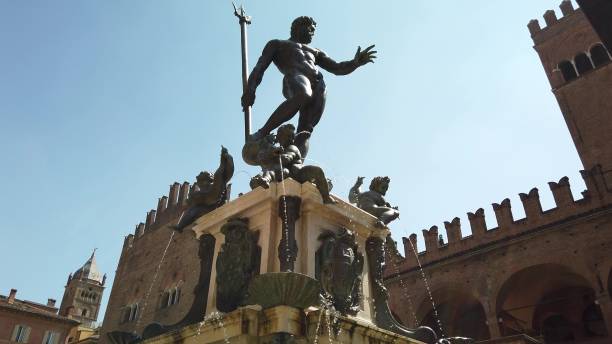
[0, 1, 584, 321]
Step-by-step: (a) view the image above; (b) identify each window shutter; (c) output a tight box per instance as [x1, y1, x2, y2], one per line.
[51, 331, 59, 344]
[11, 325, 20, 341]
[23, 326, 31, 343]
[160, 292, 169, 309]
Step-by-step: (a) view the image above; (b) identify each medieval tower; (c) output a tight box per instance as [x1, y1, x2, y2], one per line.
[59, 250, 106, 328]
[528, 0, 612, 187]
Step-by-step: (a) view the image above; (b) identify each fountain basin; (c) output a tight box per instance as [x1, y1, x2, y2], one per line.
[246, 272, 320, 309]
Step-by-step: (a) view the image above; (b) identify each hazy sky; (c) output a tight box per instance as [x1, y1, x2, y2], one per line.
[0, 1, 585, 321]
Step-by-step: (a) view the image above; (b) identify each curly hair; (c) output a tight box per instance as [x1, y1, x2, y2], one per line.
[290, 16, 316, 40]
[277, 123, 296, 135]
[369, 176, 390, 192]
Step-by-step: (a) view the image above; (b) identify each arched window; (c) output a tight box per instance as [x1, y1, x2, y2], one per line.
[575, 53, 594, 75]
[590, 44, 611, 67]
[120, 304, 139, 323]
[121, 307, 131, 323]
[159, 286, 181, 309]
[558, 61, 578, 82]
[170, 287, 181, 306]
[81, 308, 88, 317]
[169, 289, 177, 306]
[130, 303, 139, 321]
[159, 291, 170, 309]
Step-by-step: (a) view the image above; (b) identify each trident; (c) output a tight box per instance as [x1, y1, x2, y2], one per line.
[233, 3, 252, 142]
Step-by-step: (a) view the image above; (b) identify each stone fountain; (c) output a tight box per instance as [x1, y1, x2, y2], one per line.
[107, 9, 474, 344]
[126, 178, 436, 344]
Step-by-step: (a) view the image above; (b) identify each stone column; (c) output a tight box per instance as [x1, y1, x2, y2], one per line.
[486, 314, 501, 339]
[205, 231, 225, 315]
[597, 293, 612, 336]
[480, 296, 501, 339]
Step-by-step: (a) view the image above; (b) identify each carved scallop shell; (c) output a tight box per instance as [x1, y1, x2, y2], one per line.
[246, 272, 320, 309]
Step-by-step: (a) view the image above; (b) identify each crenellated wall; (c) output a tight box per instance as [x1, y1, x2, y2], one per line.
[389, 165, 612, 273]
[121, 182, 192, 251]
[385, 167, 612, 340]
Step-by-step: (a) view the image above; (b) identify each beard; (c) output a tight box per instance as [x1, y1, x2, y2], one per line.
[300, 32, 313, 44]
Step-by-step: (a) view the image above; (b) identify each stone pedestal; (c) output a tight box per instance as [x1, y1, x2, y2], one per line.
[132, 179, 432, 344]
[140, 305, 424, 344]
[191, 179, 386, 324]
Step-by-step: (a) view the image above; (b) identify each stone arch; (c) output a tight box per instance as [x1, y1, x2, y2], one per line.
[558, 60, 578, 82]
[590, 43, 611, 67]
[495, 263, 607, 341]
[574, 53, 594, 75]
[489, 256, 596, 308]
[415, 285, 490, 340]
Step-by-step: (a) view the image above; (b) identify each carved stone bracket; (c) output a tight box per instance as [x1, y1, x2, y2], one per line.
[315, 228, 363, 316]
[278, 196, 301, 272]
[216, 218, 261, 312]
[365, 236, 437, 344]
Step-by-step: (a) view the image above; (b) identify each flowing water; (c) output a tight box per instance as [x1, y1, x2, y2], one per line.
[278, 156, 291, 269]
[406, 238, 445, 338]
[136, 230, 176, 328]
[324, 306, 334, 344]
[329, 306, 342, 343]
[197, 311, 230, 343]
[312, 303, 325, 344]
[388, 251, 419, 327]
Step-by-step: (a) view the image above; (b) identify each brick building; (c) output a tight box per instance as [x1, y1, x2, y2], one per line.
[0, 289, 78, 344]
[385, 1, 612, 343]
[1, 253, 106, 344]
